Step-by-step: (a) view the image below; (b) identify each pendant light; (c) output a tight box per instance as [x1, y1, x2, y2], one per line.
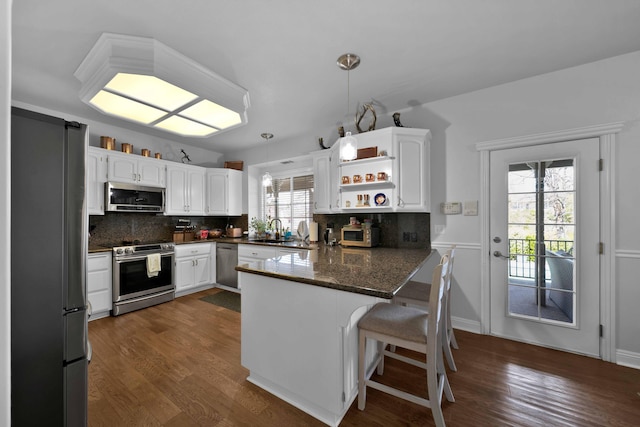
[337, 53, 360, 161]
[261, 132, 273, 187]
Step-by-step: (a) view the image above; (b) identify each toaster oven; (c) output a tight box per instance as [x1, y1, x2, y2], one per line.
[340, 226, 379, 248]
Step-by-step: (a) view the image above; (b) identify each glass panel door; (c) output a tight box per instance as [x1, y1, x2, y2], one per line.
[489, 138, 600, 357]
[507, 160, 575, 323]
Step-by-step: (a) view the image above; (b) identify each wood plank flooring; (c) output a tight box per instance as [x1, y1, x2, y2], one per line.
[88, 288, 640, 426]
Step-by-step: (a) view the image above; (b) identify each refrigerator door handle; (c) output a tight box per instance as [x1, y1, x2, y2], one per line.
[87, 340, 92, 364]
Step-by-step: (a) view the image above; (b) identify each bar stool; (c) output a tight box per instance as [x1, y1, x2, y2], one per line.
[357, 257, 454, 427]
[393, 245, 458, 371]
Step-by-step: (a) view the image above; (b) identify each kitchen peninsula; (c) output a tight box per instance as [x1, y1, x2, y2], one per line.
[237, 245, 432, 427]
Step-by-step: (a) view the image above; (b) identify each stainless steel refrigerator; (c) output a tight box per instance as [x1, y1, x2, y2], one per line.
[11, 107, 89, 426]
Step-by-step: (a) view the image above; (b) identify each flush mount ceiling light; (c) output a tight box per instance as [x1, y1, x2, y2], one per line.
[74, 33, 250, 138]
[337, 53, 359, 161]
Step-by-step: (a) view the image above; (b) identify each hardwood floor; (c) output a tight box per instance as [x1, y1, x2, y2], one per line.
[88, 288, 640, 426]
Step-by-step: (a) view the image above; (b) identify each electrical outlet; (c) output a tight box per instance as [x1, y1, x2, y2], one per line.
[403, 232, 410, 242]
[410, 232, 418, 242]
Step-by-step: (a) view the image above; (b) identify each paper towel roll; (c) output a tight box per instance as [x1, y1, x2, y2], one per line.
[309, 221, 318, 242]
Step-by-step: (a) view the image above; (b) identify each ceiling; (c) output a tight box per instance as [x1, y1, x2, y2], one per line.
[11, 0, 640, 154]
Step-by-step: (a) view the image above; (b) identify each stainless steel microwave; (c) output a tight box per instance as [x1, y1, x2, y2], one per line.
[340, 226, 380, 248]
[105, 182, 165, 212]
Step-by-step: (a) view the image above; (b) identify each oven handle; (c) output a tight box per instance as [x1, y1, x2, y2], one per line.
[115, 253, 174, 263]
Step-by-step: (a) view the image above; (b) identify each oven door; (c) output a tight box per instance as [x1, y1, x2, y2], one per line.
[113, 254, 174, 302]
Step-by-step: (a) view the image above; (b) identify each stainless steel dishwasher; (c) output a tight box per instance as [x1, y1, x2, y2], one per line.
[216, 243, 238, 288]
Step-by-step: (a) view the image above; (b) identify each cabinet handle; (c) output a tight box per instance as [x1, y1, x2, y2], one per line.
[138, 173, 141, 181]
[132, 173, 136, 181]
[195, 259, 198, 266]
[397, 196, 405, 207]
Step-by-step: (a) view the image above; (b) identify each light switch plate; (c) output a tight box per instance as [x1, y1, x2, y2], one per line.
[441, 202, 461, 215]
[464, 200, 478, 216]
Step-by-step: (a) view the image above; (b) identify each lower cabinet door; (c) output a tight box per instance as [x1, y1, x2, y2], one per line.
[175, 257, 195, 291]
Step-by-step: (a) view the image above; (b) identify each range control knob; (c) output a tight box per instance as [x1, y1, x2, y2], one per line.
[115, 248, 123, 255]
[124, 248, 133, 254]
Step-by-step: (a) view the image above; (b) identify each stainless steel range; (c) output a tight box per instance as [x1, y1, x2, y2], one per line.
[112, 242, 175, 316]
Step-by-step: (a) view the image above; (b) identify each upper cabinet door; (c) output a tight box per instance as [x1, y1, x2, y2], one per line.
[206, 168, 242, 216]
[165, 163, 206, 215]
[137, 157, 165, 187]
[206, 169, 227, 215]
[312, 150, 334, 213]
[107, 153, 137, 184]
[394, 130, 431, 212]
[187, 168, 206, 215]
[106, 151, 165, 187]
[87, 147, 105, 215]
[165, 165, 189, 215]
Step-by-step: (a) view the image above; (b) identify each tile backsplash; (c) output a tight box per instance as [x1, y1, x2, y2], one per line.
[89, 213, 247, 247]
[313, 212, 430, 249]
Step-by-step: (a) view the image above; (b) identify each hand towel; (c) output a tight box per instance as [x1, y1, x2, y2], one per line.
[147, 253, 161, 278]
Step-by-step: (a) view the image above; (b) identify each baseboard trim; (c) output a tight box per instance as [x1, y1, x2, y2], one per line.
[616, 349, 640, 370]
[452, 316, 481, 334]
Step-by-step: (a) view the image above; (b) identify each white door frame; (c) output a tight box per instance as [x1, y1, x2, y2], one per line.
[476, 122, 624, 362]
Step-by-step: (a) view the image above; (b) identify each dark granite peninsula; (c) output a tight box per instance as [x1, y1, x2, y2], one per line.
[237, 244, 433, 426]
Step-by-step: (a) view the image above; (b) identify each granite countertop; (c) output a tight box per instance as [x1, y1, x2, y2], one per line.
[88, 237, 312, 253]
[236, 245, 433, 299]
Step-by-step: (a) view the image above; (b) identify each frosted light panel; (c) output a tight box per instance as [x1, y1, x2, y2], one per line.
[180, 99, 242, 129]
[155, 115, 217, 136]
[105, 73, 198, 111]
[90, 91, 166, 124]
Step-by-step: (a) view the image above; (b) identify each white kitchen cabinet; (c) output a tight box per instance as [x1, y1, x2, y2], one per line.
[174, 243, 212, 295]
[205, 168, 242, 216]
[165, 163, 206, 215]
[87, 252, 112, 320]
[338, 155, 395, 212]
[238, 244, 277, 265]
[393, 128, 431, 212]
[106, 150, 165, 187]
[332, 127, 431, 213]
[312, 149, 337, 213]
[87, 146, 106, 215]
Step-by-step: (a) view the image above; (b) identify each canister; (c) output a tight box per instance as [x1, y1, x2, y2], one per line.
[100, 136, 115, 150]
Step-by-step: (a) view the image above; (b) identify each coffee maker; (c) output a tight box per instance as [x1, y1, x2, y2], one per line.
[324, 223, 336, 246]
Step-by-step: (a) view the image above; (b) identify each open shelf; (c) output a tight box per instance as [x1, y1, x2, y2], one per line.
[339, 181, 394, 190]
[338, 155, 393, 166]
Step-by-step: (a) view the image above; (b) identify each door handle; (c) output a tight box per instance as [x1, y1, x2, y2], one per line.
[493, 251, 509, 259]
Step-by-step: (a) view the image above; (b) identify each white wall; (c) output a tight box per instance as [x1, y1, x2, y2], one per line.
[401, 50, 640, 364]
[1, 0, 11, 423]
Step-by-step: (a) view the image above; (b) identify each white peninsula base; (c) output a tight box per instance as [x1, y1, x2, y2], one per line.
[239, 271, 383, 426]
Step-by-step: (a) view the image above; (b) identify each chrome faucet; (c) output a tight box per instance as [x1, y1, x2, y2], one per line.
[269, 218, 283, 239]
